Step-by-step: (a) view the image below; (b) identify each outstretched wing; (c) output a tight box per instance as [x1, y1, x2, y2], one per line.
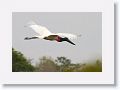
[26, 21, 52, 37]
[56, 33, 81, 39]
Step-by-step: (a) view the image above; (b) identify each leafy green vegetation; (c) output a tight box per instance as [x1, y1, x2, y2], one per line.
[12, 48, 102, 72]
[12, 48, 35, 72]
[35, 56, 58, 72]
[79, 60, 102, 72]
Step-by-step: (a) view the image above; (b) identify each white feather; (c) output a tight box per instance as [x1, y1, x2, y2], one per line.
[55, 33, 80, 39]
[25, 21, 81, 40]
[27, 21, 52, 37]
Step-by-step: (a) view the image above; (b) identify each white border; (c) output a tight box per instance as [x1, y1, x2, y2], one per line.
[0, 0, 114, 84]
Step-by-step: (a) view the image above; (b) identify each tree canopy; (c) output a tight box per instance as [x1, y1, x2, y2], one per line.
[12, 48, 35, 72]
[12, 48, 102, 72]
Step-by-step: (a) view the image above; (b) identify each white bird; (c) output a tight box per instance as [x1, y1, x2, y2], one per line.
[24, 21, 81, 45]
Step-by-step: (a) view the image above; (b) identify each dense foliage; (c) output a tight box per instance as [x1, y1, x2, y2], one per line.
[12, 48, 102, 72]
[12, 48, 35, 72]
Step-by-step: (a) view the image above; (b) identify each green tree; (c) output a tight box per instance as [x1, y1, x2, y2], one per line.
[55, 57, 71, 71]
[35, 56, 58, 72]
[79, 60, 102, 72]
[12, 48, 35, 72]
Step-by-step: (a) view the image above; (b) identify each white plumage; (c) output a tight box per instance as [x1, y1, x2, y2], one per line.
[27, 21, 52, 38]
[25, 21, 81, 45]
[55, 33, 79, 40]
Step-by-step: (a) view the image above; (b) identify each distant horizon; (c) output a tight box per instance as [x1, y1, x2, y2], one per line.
[12, 47, 102, 65]
[12, 12, 102, 64]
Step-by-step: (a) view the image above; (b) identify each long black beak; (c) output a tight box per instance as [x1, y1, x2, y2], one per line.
[66, 39, 76, 45]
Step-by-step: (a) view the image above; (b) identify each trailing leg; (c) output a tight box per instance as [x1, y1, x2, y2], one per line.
[24, 37, 38, 40]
